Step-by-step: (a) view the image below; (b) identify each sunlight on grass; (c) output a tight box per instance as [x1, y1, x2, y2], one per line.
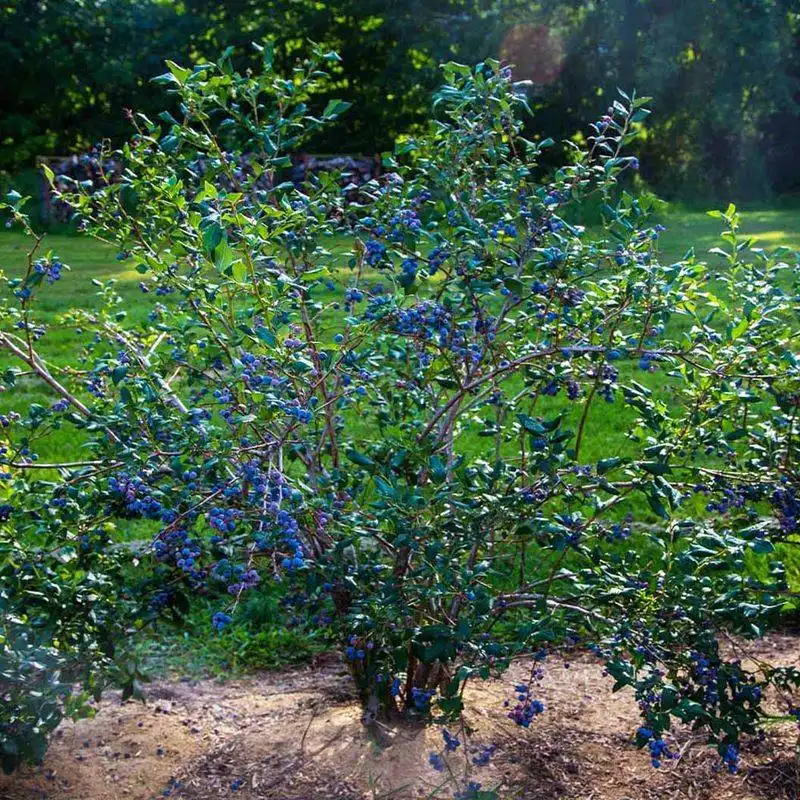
[1, 209, 799, 562]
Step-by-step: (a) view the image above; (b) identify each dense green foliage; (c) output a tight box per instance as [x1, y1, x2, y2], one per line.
[1, 49, 800, 790]
[0, 528, 141, 773]
[518, 0, 800, 200]
[2, 0, 799, 201]
[0, 0, 521, 170]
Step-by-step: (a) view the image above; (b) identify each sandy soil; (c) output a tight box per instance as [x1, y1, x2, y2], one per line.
[2, 635, 799, 800]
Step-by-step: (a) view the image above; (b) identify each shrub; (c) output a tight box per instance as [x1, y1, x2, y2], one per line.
[0, 519, 144, 772]
[2, 46, 799, 780]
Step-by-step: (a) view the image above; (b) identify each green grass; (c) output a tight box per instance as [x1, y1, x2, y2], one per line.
[3, 208, 799, 673]
[3, 206, 798, 350]
[136, 587, 330, 678]
[658, 208, 800, 261]
[2, 207, 798, 477]
[0, 235, 148, 468]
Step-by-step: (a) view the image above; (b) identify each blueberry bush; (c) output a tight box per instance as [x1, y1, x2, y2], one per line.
[2, 47, 800, 784]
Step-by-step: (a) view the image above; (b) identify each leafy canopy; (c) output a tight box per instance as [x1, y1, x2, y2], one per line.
[1, 47, 799, 780]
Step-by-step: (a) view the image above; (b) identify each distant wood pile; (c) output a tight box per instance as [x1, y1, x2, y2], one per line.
[37, 152, 384, 222]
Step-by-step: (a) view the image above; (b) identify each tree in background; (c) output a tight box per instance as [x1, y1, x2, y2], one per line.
[0, 0, 193, 171]
[180, 0, 529, 155]
[0, 0, 522, 170]
[518, 0, 800, 201]
[2, 0, 800, 200]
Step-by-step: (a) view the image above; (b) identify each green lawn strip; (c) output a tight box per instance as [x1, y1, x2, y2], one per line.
[2, 208, 798, 596]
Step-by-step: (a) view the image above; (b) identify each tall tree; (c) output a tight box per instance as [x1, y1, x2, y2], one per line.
[511, 0, 800, 200]
[2, 0, 799, 199]
[0, 0, 194, 170]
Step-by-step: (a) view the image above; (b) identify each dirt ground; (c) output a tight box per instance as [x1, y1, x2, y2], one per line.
[2, 635, 799, 800]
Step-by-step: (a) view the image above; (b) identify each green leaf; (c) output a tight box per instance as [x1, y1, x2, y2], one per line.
[725, 428, 747, 441]
[346, 450, 375, 468]
[503, 277, 524, 295]
[165, 60, 191, 85]
[661, 686, 678, 711]
[322, 99, 352, 120]
[429, 456, 447, 483]
[299, 266, 330, 282]
[597, 457, 625, 475]
[645, 485, 669, 519]
[730, 317, 749, 340]
[374, 476, 395, 498]
[214, 241, 235, 272]
[640, 461, 670, 476]
[160, 134, 179, 154]
[203, 224, 223, 254]
[256, 326, 276, 346]
[675, 699, 704, 721]
[518, 414, 544, 434]
[232, 261, 248, 282]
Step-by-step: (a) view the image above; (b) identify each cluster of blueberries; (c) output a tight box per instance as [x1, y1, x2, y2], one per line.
[607, 516, 633, 541]
[107, 452, 309, 633]
[344, 634, 373, 661]
[596, 364, 620, 403]
[705, 486, 748, 515]
[772, 485, 798, 533]
[411, 686, 437, 712]
[490, 221, 518, 239]
[153, 529, 202, 581]
[602, 632, 753, 774]
[428, 727, 497, 800]
[212, 560, 261, 595]
[85, 374, 106, 399]
[637, 728, 678, 768]
[108, 472, 165, 519]
[364, 238, 386, 266]
[722, 743, 740, 774]
[33, 257, 64, 284]
[689, 650, 720, 705]
[695, 480, 800, 538]
[212, 611, 232, 632]
[363, 297, 500, 371]
[453, 782, 484, 800]
[429, 246, 450, 273]
[208, 506, 243, 533]
[505, 682, 545, 728]
[386, 207, 423, 241]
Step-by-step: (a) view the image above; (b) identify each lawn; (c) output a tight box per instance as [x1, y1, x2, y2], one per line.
[1, 207, 799, 554]
[2, 207, 799, 669]
[2, 207, 798, 460]
[3, 206, 799, 351]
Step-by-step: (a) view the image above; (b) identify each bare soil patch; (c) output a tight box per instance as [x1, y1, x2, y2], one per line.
[2, 637, 799, 800]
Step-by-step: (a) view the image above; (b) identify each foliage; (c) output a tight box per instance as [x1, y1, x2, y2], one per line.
[0, 519, 144, 773]
[142, 588, 330, 677]
[0, 0, 193, 171]
[0, 0, 522, 172]
[3, 0, 800, 202]
[2, 48, 800, 787]
[524, 0, 800, 201]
